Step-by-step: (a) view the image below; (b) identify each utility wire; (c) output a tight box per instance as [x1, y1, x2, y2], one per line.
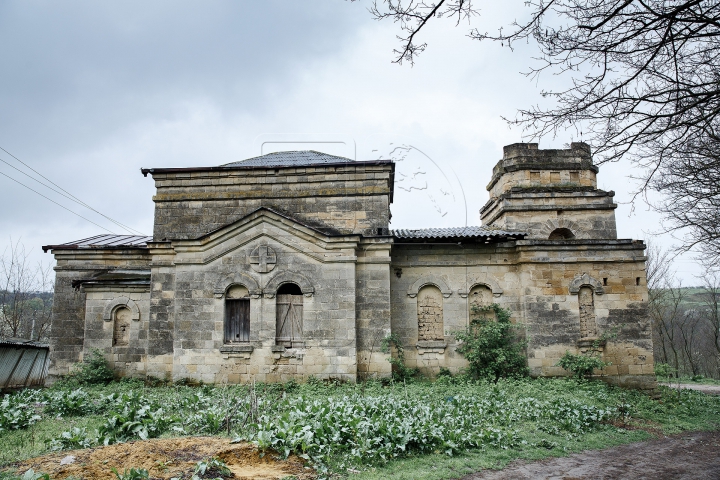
[0, 168, 115, 234]
[0, 146, 146, 235]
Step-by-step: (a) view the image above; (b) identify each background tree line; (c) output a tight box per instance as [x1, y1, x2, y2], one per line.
[0, 239, 53, 341]
[648, 242, 720, 379]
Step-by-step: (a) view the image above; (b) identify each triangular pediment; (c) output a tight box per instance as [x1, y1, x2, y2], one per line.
[170, 207, 360, 265]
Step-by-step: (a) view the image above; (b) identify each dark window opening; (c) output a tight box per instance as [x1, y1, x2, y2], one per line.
[277, 283, 302, 295]
[603, 278, 608, 286]
[636, 277, 641, 286]
[548, 228, 575, 240]
[225, 298, 250, 343]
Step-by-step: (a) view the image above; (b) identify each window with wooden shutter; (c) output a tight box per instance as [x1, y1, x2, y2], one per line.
[224, 284, 250, 343]
[276, 283, 303, 347]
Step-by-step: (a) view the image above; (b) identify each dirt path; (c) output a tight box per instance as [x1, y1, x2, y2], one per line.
[463, 430, 720, 480]
[660, 383, 720, 395]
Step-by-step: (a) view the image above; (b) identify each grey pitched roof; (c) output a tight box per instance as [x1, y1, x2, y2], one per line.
[221, 150, 354, 168]
[42, 234, 153, 252]
[392, 226, 525, 241]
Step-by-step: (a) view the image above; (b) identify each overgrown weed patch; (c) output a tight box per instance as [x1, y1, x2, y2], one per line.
[0, 377, 719, 478]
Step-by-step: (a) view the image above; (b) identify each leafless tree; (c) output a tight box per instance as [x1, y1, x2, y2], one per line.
[652, 132, 720, 266]
[0, 239, 54, 340]
[365, 1, 720, 259]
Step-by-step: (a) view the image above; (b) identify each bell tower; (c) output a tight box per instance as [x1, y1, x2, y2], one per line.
[480, 143, 617, 239]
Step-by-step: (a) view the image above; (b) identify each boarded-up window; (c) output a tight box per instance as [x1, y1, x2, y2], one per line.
[225, 284, 250, 343]
[276, 283, 303, 347]
[418, 285, 444, 341]
[113, 306, 131, 347]
[578, 286, 597, 338]
[469, 285, 495, 322]
[225, 298, 250, 343]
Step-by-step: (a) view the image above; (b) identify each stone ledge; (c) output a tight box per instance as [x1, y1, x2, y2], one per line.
[219, 344, 254, 354]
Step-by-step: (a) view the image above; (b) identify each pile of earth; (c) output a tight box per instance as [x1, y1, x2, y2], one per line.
[6, 437, 313, 480]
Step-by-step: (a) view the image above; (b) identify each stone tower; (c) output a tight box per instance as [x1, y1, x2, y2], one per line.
[480, 143, 617, 239]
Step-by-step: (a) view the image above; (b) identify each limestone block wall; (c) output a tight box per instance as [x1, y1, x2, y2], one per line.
[163, 219, 359, 384]
[355, 239, 393, 380]
[517, 240, 654, 389]
[47, 249, 152, 381]
[147, 163, 394, 240]
[486, 206, 618, 240]
[487, 142, 597, 198]
[82, 286, 150, 377]
[390, 244, 522, 377]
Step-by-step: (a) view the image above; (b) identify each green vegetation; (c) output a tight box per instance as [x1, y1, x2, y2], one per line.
[62, 349, 115, 386]
[454, 304, 529, 381]
[1, 377, 718, 479]
[557, 351, 610, 379]
[381, 333, 418, 381]
[1, 350, 719, 479]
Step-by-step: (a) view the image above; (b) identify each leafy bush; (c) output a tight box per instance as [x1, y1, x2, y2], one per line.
[66, 349, 114, 385]
[44, 388, 91, 417]
[97, 392, 176, 444]
[0, 393, 41, 432]
[110, 467, 149, 480]
[454, 304, 529, 381]
[47, 427, 95, 451]
[654, 362, 675, 380]
[381, 334, 418, 381]
[194, 457, 232, 478]
[557, 351, 609, 379]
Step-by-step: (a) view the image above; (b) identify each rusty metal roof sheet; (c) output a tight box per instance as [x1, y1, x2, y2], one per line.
[392, 226, 525, 241]
[42, 234, 153, 252]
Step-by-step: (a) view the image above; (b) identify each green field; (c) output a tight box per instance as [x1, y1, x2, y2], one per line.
[2, 376, 719, 479]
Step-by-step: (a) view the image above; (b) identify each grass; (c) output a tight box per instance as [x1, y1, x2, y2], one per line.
[1, 376, 719, 479]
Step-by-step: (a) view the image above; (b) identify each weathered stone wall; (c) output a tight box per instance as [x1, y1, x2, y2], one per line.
[516, 239, 654, 388]
[160, 212, 360, 383]
[82, 286, 150, 377]
[481, 143, 618, 240]
[355, 239, 392, 380]
[148, 163, 393, 240]
[46, 249, 152, 382]
[389, 239, 654, 388]
[390, 243, 521, 377]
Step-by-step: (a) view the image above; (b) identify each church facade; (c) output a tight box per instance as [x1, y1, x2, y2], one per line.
[44, 143, 655, 389]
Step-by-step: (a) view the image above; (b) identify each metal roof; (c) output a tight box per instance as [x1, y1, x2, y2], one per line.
[42, 234, 153, 252]
[221, 150, 355, 168]
[392, 226, 525, 241]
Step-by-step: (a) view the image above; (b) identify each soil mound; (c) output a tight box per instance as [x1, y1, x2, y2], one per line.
[8, 437, 312, 480]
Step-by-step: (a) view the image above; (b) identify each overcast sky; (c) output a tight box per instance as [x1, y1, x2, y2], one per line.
[0, 0, 703, 283]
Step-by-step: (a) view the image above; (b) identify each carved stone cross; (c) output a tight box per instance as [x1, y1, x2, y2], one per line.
[250, 244, 277, 273]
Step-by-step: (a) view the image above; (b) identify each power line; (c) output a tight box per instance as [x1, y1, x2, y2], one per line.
[0, 146, 146, 235]
[0, 168, 116, 234]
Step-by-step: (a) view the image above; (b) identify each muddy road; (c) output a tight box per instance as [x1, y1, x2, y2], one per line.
[463, 430, 720, 480]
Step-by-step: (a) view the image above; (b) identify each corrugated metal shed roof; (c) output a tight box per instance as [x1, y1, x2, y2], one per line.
[392, 226, 525, 241]
[42, 234, 153, 252]
[221, 150, 354, 168]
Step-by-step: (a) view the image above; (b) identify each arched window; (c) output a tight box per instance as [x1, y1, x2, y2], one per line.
[417, 285, 444, 341]
[578, 286, 597, 338]
[276, 283, 303, 347]
[549, 228, 575, 240]
[225, 284, 250, 343]
[113, 306, 131, 346]
[469, 284, 495, 321]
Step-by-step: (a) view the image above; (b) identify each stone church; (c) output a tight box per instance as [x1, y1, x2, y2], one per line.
[44, 143, 655, 388]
